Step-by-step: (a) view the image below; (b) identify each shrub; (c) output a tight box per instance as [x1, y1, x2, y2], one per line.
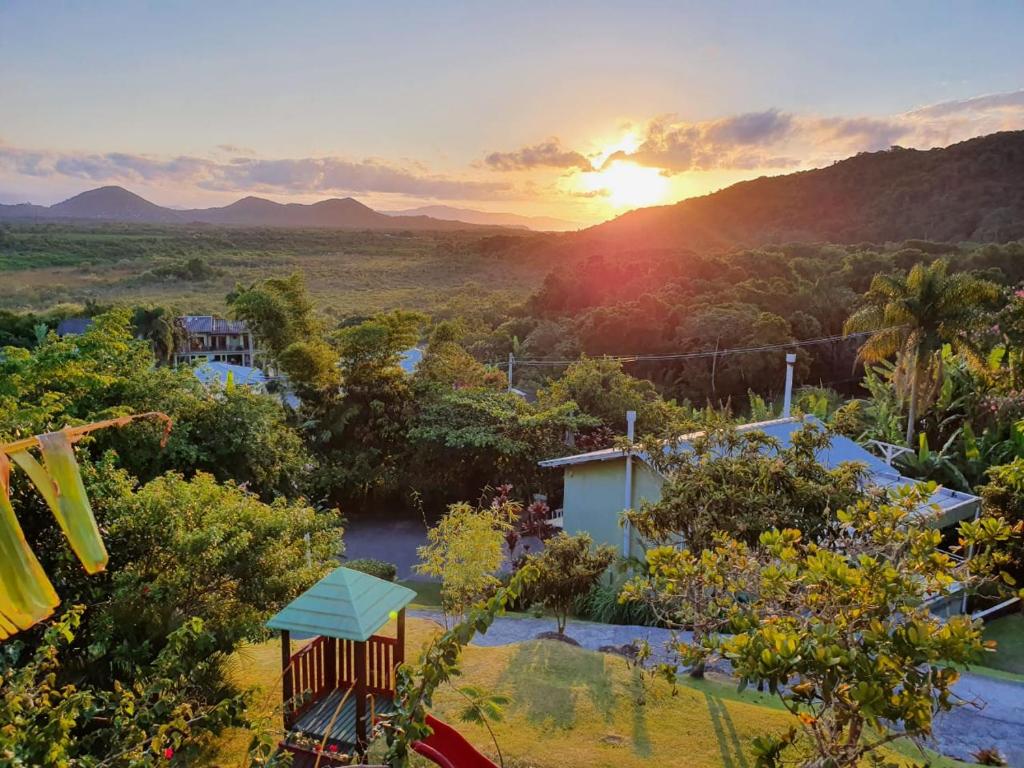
[577, 577, 661, 627]
[346, 558, 398, 582]
[525, 532, 616, 634]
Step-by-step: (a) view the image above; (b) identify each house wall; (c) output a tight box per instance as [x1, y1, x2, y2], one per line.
[562, 459, 664, 559]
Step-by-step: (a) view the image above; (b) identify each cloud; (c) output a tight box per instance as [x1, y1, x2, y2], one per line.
[593, 90, 1024, 174]
[908, 89, 1024, 119]
[809, 116, 907, 151]
[0, 147, 511, 201]
[484, 139, 593, 172]
[600, 109, 799, 174]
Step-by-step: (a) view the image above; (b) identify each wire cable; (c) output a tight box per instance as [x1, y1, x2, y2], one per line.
[495, 327, 898, 368]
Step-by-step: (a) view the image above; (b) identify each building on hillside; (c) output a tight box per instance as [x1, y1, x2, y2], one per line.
[538, 356, 981, 615]
[174, 315, 256, 367]
[539, 413, 980, 615]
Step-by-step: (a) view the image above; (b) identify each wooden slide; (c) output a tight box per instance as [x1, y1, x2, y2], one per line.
[411, 715, 499, 768]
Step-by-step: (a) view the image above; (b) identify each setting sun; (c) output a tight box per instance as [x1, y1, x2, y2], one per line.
[578, 159, 671, 210]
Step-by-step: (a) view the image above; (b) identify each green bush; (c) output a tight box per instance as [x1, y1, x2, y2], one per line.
[346, 558, 398, 582]
[576, 578, 661, 627]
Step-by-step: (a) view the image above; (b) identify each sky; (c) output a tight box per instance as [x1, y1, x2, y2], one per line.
[2, 1, 1023, 224]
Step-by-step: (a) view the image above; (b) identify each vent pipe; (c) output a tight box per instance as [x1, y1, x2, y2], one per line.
[782, 353, 797, 417]
[623, 410, 637, 557]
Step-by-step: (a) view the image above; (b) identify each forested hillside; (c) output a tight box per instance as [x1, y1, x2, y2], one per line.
[584, 131, 1024, 249]
[484, 240, 1024, 404]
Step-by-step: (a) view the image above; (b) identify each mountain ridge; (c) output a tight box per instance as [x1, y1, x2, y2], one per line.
[383, 204, 582, 232]
[0, 187, 511, 232]
[583, 131, 1024, 248]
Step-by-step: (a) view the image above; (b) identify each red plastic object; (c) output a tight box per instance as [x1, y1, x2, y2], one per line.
[411, 715, 499, 768]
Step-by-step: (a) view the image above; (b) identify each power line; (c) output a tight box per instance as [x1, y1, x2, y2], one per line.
[498, 327, 897, 368]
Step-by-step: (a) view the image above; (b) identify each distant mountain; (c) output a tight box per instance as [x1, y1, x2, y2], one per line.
[0, 187, 508, 231]
[180, 195, 404, 228]
[584, 131, 1024, 248]
[49, 186, 185, 223]
[384, 205, 581, 232]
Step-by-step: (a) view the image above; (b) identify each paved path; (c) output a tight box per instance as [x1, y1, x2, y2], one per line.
[343, 515, 430, 579]
[410, 610, 1024, 766]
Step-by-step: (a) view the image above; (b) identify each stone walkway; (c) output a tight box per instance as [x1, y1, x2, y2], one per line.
[410, 610, 1024, 766]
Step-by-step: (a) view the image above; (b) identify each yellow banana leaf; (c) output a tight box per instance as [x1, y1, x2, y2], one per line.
[0, 452, 60, 638]
[31, 431, 109, 574]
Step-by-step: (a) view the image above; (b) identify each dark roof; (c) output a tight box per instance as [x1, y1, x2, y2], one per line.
[179, 315, 249, 335]
[56, 318, 93, 336]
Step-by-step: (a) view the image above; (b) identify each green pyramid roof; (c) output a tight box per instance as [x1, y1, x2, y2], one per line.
[266, 567, 415, 641]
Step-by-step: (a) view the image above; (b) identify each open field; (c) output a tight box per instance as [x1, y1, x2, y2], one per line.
[0, 223, 552, 316]
[205, 617, 972, 768]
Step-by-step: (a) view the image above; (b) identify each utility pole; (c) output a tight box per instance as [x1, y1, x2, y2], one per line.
[782, 353, 797, 417]
[507, 352, 514, 393]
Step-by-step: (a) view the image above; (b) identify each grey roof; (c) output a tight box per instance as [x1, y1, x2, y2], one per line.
[540, 415, 979, 523]
[56, 318, 93, 336]
[180, 315, 250, 335]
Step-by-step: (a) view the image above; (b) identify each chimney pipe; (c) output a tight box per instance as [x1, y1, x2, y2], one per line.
[782, 353, 797, 418]
[623, 411, 637, 557]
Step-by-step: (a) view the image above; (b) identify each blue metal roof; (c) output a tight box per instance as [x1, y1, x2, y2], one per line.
[400, 347, 423, 374]
[192, 361, 267, 388]
[266, 567, 415, 641]
[539, 416, 979, 523]
[56, 318, 93, 336]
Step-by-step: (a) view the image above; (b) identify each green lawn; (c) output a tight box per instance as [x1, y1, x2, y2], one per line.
[397, 578, 442, 608]
[205, 617, 975, 768]
[980, 613, 1024, 676]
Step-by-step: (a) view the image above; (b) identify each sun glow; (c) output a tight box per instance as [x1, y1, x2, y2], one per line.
[578, 159, 671, 210]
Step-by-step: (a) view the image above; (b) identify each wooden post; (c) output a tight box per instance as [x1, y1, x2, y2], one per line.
[281, 630, 293, 729]
[354, 640, 367, 749]
[324, 637, 337, 689]
[396, 609, 406, 668]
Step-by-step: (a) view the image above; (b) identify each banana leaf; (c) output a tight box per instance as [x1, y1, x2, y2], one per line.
[25, 432, 108, 574]
[0, 451, 60, 638]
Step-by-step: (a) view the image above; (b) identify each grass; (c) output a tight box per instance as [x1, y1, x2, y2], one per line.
[397, 579, 443, 608]
[0, 223, 550, 315]
[204, 617, 975, 768]
[979, 613, 1024, 676]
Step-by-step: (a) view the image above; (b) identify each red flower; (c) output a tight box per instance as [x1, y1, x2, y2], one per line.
[329, 744, 338, 752]
[163, 747, 174, 760]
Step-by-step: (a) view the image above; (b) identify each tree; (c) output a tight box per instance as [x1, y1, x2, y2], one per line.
[413, 321, 501, 391]
[228, 273, 340, 393]
[526, 532, 615, 635]
[102, 470, 340, 654]
[626, 422, 866, 552]
[538, 357, 686, 435]
[0, 309, 314, 501]
[408, 388, 590, 504]
[415, 500, 513, 625]
[0, 607, 257, 767]
[310, 310, 425, 506]
[844, 259, 999, 444]
[132, 306, 185, 365]
[978, 457, 1024, 580]
[623, 486, 1020, 768]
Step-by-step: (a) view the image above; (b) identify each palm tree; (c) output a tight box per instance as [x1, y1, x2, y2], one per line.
[844, 259, 999, 445]
[132, 307, 185, 366]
